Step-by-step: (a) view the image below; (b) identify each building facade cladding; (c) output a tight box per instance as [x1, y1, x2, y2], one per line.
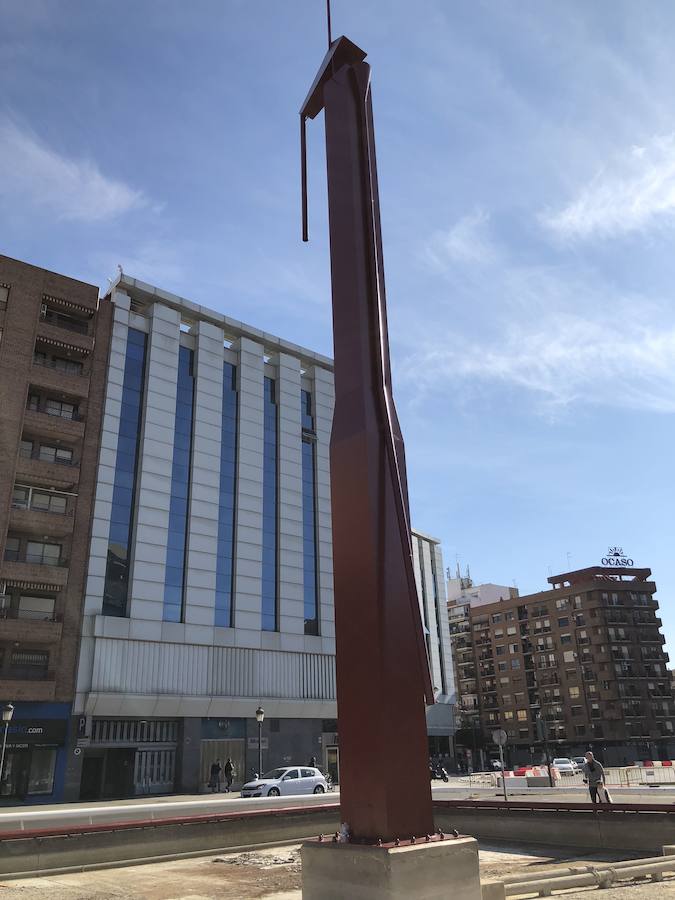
[71, 274, 450, 801]
[261, 376, 278, 632]
[102, 328, 146, 617]
[214, 362, 237, 627]
[163, 346, 195, 623]
[301, 389, 319, 636]
[462, 566, 674, 767]
[411, 530, 456, 747]
[0, 255, 112, 803]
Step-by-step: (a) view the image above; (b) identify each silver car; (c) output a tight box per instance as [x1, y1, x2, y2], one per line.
[241, 766, 328, 798]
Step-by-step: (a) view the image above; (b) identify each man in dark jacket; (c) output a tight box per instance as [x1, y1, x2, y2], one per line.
[209, 759, 222, 793]
[223, 758, 234, 792]
[582, 751, 605, 804]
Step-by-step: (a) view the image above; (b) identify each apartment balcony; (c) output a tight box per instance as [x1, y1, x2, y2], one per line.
[14, 450, 80, 490]
[36, 315, 94, 353]
[9, 506, 75, 538]
[0, 676, 56, 702]
[23, 406, 85, 441]
[0, 609, 62, 643]
[30, 358, 91, 399]
[1, 555, 69, 588]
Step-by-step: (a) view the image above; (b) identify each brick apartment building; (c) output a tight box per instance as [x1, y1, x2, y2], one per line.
[455, 563, 673, 767]
[0, 255, 111, 803]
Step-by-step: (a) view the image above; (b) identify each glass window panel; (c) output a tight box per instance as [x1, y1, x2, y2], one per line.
[18, 595, 55, 619]
[163, 348, 194, 622]
[103, 329, 146, 617]
[301, 431, 319, 636]
[27, 747, 56, 795]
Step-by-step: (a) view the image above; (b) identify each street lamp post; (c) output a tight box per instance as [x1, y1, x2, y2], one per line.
[255, 706, 264, 778]
[1, 704, 14, 795]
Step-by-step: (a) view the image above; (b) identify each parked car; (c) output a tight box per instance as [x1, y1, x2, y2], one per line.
[572, 757, 586, 769]
[553, 757, 578, 776]
[241, 766, 328, 798]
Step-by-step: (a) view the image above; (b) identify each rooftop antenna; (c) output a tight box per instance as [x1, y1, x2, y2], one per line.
[300, 0, 335, 242]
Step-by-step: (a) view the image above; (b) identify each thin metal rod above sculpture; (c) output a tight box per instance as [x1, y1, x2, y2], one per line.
[300, 35, 434, 843]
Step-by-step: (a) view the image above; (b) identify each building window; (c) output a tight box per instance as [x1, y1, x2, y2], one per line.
[302, 390, 319, 636]
[569, 686, 580, 699]
[504, 710, 513, 720]
[511, 659, 520, 669]
[10, 649, 49, 679]
[557, 617, 569, 627]
[215, 362, 237, 627]
[262, 376, 278, 631]
[26, 540, 62, 565]
[498, 662, 507, 672]
[496, 645, 505, 656]
[560, 634, 572, 645]
[0, 285, 8, 307]
[507, 626, 516, 635]
[103, 329, 147, 617]
[517, 709, 527, 721]
[17, 595, 56, 620]
[163, 346, 195, 623]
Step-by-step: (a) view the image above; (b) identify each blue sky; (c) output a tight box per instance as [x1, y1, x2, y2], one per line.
[2, 1, 675, 647]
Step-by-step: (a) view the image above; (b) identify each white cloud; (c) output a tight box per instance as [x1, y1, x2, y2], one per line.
[401, 303, 675, 415]
[0, 118, 148, 222]
[400, 241, 675, 417]
[422, 208, 497, 271]
[541, 134, 675, 241]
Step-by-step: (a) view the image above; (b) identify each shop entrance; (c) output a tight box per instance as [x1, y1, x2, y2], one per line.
[0, 749, 30, 799]
[79, 754, 104, 801]
[324, 745, 339, 786]
[102, 748, 136, 798]
[200, 740, 245, 791]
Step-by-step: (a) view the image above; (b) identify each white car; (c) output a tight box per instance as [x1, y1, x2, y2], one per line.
[241, 766, 328, 798]
[553, 757, 578, 776]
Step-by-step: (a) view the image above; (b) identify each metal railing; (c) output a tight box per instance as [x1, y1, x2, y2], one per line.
[26, 403, 83, 422]
[33, 356, 85, 375]
[18, 447, 78, 466]
[40, 309, 90, 335]
[0, 607, 61, 623]
[2, 549, 67, 566]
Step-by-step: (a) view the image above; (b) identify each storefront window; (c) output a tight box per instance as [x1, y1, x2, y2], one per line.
[28, 747, 56, 794]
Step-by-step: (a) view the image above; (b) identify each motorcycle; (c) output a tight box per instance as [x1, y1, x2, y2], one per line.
[429, 764, 449, 783]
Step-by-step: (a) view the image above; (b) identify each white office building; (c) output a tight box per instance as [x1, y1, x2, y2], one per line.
[67, 275, 454, 800]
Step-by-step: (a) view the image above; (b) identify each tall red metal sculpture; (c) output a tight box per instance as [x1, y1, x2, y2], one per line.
[301, 35, 435, 843]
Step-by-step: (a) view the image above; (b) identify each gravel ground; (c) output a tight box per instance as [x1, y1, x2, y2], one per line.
[0, 843, 666, 899]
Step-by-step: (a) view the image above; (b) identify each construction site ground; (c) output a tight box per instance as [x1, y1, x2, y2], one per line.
[0, 841, 671, 899]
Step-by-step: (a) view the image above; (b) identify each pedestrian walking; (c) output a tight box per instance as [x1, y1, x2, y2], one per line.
[209, 759, 222, 793]
[581, 751, 605, 804]
[223, 758, 234, 792]
[309, 756, 317, 768]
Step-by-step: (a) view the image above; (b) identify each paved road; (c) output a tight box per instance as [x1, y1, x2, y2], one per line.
[0, 781, 672, 833]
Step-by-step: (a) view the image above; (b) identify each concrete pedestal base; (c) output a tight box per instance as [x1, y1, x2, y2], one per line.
[301, 835, 481, 900]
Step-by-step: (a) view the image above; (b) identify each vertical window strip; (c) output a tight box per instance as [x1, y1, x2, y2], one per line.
[262, 376, 278, 631]
[163, 346, 195, 622]
[215, 362, 237, 627]
[301, 390, 319, 636]
[102, 328, 147, 617]
[418, 537, 431, 659]
[429, 544, 448, 694]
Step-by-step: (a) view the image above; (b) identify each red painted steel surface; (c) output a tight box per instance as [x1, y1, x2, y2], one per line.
[301, 37, 434, 842]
